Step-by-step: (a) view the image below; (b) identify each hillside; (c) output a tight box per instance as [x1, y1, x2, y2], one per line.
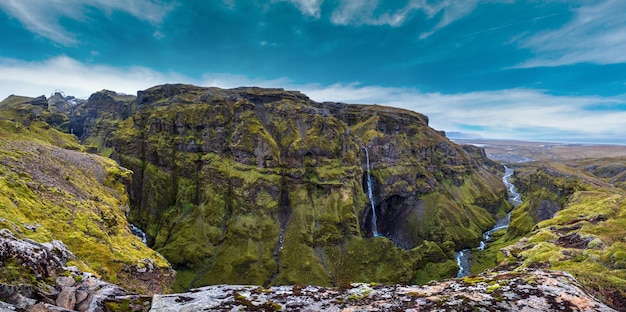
[456, 139, 626, 309]
[0, 95, 175, 310]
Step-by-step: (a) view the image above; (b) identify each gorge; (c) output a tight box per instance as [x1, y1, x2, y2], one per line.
[1, 85, 625, 311]
[456, 165, 521, 278]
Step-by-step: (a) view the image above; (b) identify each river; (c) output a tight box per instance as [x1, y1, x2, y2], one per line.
[456, 165, 521, 277]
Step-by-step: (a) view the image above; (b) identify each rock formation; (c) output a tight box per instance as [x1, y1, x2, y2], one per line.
[71, 84, 509, 290]
[0, 228, 146, 311]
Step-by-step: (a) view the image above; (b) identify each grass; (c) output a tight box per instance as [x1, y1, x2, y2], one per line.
[498, 159, 626, 309]
[0, 113, 172, 293]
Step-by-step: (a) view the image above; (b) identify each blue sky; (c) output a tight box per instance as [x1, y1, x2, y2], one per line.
[1, 0, 625, 143]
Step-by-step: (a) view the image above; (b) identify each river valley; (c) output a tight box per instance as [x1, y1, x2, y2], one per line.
[456, 165, 521, 277]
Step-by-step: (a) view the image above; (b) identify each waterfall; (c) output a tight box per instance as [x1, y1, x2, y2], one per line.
[456, 249, 471, 278]
[365, 148, 379, 237]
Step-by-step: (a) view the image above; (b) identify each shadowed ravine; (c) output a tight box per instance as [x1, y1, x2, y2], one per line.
[456, 165, 521, 277]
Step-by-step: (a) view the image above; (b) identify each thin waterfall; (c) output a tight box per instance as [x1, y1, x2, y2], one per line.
[365, 148, 379, 237]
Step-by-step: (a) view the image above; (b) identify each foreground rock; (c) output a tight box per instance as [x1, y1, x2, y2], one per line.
[0, 228, 151, 311]
[151, 269, 614, 312]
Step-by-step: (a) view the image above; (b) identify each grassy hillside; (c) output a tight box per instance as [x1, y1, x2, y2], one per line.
[494, 159, 626, 308]
[0, 96, 173, 294]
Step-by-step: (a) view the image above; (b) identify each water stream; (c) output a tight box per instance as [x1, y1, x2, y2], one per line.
[130, 223, 147, 244]
[456, 165, 521, 277]
[364, 148, 379, 237]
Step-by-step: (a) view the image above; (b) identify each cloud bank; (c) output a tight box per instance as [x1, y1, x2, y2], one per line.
[1, 56, 624, 144]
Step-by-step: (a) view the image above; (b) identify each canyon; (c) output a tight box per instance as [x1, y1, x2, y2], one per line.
[1, 85, 625, 311]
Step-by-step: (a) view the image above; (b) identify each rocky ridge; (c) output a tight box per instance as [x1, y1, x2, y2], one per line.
[0, 228, 144, 311]
[150, 269, 615, 311]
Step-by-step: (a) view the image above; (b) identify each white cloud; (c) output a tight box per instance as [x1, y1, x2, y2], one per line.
[418, 0, 479, 39]
[329, 0, 480, 37]
[518, 0, 626, 67]
[153, 30, 165, 40]
[280, 0, 322, 18]
[0, 56, 185, 98]
[1, 56, 624, 143]
[0, 0, 176, 45]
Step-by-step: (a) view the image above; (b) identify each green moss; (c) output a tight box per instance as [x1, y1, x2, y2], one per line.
[0, 123, 171, 293]
[413, 260, 459, 285]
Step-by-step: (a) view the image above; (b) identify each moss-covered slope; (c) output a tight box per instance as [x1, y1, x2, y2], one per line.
[72, 84, 508, 291]
[497, 160, 626, 309]
[0, 95, 173, 294]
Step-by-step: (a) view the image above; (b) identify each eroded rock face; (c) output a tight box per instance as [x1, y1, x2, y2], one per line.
[75, 84, 509, 289]
[150, 269, 615, 312]
[0, 229, 150, 311]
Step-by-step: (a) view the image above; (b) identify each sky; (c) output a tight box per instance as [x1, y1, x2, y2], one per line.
[1, 0, 625, 143]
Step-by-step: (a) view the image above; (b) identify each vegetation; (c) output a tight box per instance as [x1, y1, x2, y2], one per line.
[4, 86, 626, 310]
[495, 159, 626, 308]
[57, 85, 509, 291]
[0, 97, 172, 294]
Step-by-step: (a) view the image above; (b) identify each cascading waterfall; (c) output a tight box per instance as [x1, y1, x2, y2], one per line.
[365, 148, 379, 237]
[456, 165, 521, 276]
[456, 249, 471, 278]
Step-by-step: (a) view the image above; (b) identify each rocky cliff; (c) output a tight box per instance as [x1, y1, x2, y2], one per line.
[65, 84, 509, 290]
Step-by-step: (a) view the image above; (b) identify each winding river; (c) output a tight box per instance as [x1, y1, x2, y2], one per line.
[456, 166, 521, 277]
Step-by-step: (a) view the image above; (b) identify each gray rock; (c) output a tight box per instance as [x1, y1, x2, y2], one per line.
[55, 287, 76, 310]
[150, 270, 615, 312]
[56, 276, 75, 288]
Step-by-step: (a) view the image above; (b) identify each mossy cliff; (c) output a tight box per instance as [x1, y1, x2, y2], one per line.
[0, 95, 174, 295]
[497, 160, 626, 309]
[72, 84, 508, 291]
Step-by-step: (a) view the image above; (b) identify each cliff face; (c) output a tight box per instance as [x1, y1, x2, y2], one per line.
[71, 84, 509, 290]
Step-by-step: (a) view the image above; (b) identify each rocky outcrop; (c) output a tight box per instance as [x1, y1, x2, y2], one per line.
[150, 269, 615, 311]
[0, 228, 138, 311]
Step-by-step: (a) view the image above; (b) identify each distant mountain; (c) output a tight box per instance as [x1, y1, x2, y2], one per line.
[445, 131, 483, 140]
